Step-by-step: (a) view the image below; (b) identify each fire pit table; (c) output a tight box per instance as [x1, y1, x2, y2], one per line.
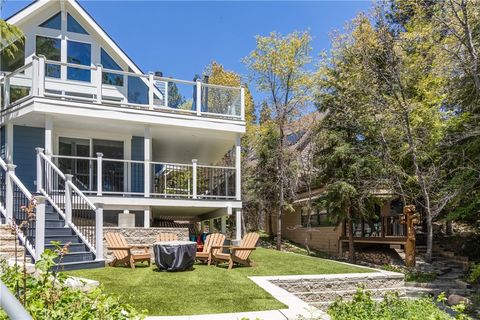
[153, 241, 197, 271]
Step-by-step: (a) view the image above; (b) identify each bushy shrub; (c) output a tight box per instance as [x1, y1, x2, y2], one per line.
[467, 263, 480, 284]
[327, 288, 469, 320]
[0, 248, 145, 320]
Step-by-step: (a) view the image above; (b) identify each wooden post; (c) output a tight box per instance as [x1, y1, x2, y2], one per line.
[95, 64, 103, 104]
[401, 205, 420, 268]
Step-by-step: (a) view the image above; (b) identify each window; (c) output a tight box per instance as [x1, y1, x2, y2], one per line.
[36, 36, 61, 78]
[67, 40, 91, 82]
[301, 207, 335, 227]
[39, 12, 61, 30]
[390, 199, 403, 216]
[286, 131, 305, 146]
[67, 13, 89, 35]
[101, 48, 123, 86]
[128, 68, 148, 104]
[0, 38, 25, 72]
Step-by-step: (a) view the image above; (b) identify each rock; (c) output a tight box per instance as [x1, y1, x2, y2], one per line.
[7, 258, 35, 274]
[64, 276, 99, 292]
[447, 294, 470, 306]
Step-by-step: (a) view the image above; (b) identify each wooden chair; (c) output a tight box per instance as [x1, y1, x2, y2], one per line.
[105, 232, 151, 269]
[211, 232, 259, 270]
[156, 233, 178, 242]
[196, 233, 226, 265]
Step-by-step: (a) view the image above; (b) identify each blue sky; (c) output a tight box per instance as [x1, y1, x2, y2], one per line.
[1, 1, 373, 104]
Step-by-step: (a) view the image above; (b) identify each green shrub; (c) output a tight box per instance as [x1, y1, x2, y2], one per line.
[327, 288, 469, 320]
[0, 247, 145, 320]
[467, 263, 480, 284]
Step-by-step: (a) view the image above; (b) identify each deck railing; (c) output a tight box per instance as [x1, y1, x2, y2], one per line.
[0, 56, 245, 121]
[50, 154, 238, 200]
[345, 215, 406, 238]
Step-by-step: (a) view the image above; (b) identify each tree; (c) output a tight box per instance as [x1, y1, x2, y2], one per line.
[0, 0, 24, 70]
[244, 31, 313, 250]
[167, 82, 185, 109]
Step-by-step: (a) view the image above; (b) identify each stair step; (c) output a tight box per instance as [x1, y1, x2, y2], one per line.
[35, 235, 83, 244]
[45, 227, 75, 236]
[53, 260, 105, 272]
[45, 219, 66, 228]
[54, 251, 95, 263]
[45, 243, 89, 253]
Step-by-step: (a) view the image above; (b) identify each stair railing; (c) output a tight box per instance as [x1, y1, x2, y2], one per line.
[0, 157, 37, 259]
[36, 148, 103, 261]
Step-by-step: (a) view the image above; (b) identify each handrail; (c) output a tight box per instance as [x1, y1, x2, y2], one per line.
[9, 174, 33, 199]
[0, 279, 33, 320]
[66, 181, 96, 210]
[3, 61, 33, 79]
[39, 153, 66, 180]
[0, 157, 7, 171]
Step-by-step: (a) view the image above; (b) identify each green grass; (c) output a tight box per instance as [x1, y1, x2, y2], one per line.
[68, 248, 372, 316]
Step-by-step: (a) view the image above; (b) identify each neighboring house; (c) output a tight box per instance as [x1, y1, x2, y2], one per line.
[269, 113, 407, 256]
[0, 0, 245, 269]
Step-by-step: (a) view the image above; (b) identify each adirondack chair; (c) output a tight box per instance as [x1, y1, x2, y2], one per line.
[156, 233, 178, 242]
[196, 233, 226, 265]
[105, 232, 151, 269]
[211, 232, 259, 270]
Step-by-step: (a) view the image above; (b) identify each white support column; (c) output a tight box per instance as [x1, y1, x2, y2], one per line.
[221, 216, 227, 234]
[3, 75, 10, 108]
[35, 148, 44, 193]
[5, 164, 16, 224]
[235, 209, 242, 241]
[148, 73, 154, 110]
[95, 64, 103, 104]
[64, 174, 73, 227]
[32, 56, 39, 96]
[5, 122, 13, 163]
[95, 203, 104, 261]
[96, 153, 103, 196]
[235, 134, 241, 201]
[209, 219, 214, 233]
[35, 195, 46, 260]
[196, 80, 202, 116]
[44, 116, 53, 157]
[144, 207, 151, 228]
[192, 159, 197, 199]
[144, 127, 152, 197]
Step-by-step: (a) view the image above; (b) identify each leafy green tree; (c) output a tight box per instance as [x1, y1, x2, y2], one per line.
[167, 82, 185, 109]
[244, 31, 313, 250]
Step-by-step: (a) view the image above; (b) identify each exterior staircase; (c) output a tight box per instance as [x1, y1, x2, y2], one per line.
[35, 202, 104, 271]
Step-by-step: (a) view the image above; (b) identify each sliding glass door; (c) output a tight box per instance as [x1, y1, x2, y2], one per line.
[58, 137, 91, 190]
[93, 139, 124, 192]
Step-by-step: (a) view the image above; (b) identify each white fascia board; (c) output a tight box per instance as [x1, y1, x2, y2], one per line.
[87, 196, 242, 210]
[31, 98, 246, 133]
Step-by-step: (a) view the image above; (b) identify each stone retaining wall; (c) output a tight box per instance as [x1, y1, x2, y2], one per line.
[102, 227, 189, 261]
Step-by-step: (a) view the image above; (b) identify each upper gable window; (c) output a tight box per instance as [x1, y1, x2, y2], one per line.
[39, 12, 61, 30]
[101, 49, 123, 86]
[36, 36, 61, 78]
[67, 13, 89, 35]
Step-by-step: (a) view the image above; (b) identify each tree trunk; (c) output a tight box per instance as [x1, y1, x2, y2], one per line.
[446, 220, 453, 235]
[276, 208, 282, 251]
[347, 210, 355, 263]
[267, 210, 274, 239]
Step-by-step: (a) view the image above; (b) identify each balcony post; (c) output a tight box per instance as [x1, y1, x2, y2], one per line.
[95, 64, 103, 104]
[192, 159, 197, 199]
[235, 209, 242, 241]
[144, 127, 151, 197]
[64, 174, 73, 227]
[32, 57, 39, 96]
[4, 75, 10, 108]
[144, 208, 150, 228]
[196, 80, 202, 116]
[148, 73, 154, 110]
[38, 56, 45, 97]
[34, 195, 46, 260]
[96, 153, 103, 196]
[240, 86, 245, 120]
[5, 164, 16, 224]
[235, 134, 241, 201]
[95, 203, 104, 261]
[35, 148, 44, 193]
[221, 216, 227, 234]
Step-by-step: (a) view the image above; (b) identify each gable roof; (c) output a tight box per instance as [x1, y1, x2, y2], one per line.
[6, 0, 146, 75]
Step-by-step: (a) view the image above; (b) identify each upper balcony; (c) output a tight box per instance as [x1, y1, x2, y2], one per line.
[0, 56, 245, 125]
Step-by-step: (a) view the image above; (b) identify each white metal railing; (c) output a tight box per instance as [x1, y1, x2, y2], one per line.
[36, 149, 103, 260]
[1, 55, 245, 121]
[0, 157, 36, 259]
[49, 154, 238, 200]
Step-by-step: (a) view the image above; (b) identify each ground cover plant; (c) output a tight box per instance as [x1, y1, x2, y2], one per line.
[327, 289, 470, 320]
[69, 248, 372, 316]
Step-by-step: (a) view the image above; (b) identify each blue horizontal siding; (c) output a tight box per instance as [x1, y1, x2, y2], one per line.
[13, 125, 44, 191]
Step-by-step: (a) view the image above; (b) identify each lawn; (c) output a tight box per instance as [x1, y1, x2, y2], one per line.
[68, 248, 372, 316]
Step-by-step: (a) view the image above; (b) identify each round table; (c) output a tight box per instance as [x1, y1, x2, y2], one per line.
[153, 241, 197, 271]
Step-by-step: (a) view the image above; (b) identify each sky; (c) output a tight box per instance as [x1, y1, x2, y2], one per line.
[1, 0, 374, 104]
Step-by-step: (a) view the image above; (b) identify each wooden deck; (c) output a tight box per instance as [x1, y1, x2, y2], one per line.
[339, 236, 407, 245]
